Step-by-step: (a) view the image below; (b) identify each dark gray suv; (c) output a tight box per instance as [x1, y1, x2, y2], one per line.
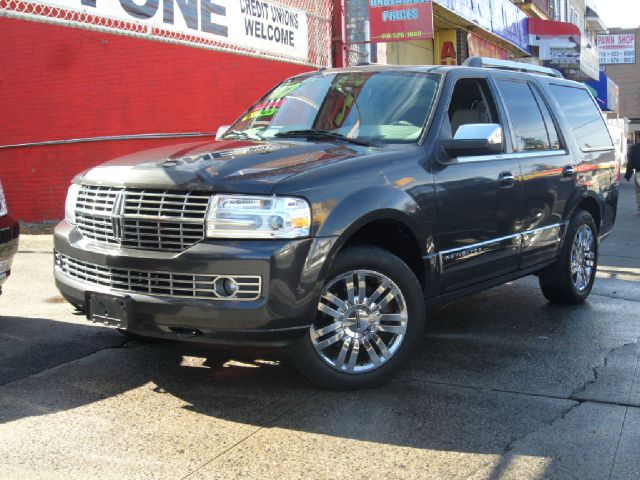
[55, 58, 619, 389]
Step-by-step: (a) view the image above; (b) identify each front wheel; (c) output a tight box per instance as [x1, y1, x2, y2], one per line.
[539, 209, 598, 304]
[289, 246, 425, 390]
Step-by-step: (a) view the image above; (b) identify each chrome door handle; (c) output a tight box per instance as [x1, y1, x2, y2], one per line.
[563, 165, 575, 176]
[499, 171, 515, 187]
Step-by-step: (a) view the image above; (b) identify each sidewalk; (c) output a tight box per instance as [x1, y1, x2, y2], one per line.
[600, 179, 640, 268]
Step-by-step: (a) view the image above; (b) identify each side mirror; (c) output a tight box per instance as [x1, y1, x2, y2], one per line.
[216, 125, 231, 140]
[441, 124, 503, 157]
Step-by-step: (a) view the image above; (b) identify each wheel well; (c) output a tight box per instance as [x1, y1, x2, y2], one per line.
[341, 219, 425, 288]
[577, 197, 601, 232]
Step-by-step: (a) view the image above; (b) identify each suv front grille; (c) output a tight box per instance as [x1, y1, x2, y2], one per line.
[55, 252, 262, 300]
[76, 186, 121, 245]
[74, 186, 211, 251]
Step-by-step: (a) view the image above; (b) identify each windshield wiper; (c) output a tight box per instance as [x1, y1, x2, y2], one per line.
[274, 129, 372, 146]
[222, 130, 263, 141]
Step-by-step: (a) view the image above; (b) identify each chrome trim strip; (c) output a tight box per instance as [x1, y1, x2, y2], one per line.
[580, 146, 615, 153]
[521, 223, 566, 236]
[457, 149, 568, 164]
[511, 150, 568, 160]
[440, 233, 521, 256]
[425, 223, 567, 270]
[0, 132, 215, 150]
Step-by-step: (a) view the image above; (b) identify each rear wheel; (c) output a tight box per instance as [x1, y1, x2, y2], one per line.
[289, 246, 425, 390]
[539, 209, 598, 304]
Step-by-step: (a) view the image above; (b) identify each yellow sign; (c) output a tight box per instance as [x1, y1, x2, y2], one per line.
[436, 30, 457, 65]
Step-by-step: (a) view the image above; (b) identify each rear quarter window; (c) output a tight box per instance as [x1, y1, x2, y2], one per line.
[549, 85, 613, 151]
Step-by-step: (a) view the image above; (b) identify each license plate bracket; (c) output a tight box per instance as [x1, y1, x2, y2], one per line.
[85, 292, 131, 328]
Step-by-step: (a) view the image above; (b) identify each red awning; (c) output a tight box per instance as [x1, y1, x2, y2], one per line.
[528, 18, 581, 37]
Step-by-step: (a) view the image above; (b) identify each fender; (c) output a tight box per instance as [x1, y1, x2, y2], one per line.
[565, 188, 603, 232]
[314, 185, 430, 245]
[308, 185, 434, 286]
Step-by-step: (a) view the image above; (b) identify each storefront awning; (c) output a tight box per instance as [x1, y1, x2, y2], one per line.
[529, 18, 581, 38]
[528, 18, 599, 81]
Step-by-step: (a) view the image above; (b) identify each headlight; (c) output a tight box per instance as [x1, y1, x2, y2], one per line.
[0, 180, 7, 217]
[206, 195, 311, 239]
[65, 184, 82, 225]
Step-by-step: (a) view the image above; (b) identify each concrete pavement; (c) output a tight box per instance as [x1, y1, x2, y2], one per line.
[0, 181, 638, 479]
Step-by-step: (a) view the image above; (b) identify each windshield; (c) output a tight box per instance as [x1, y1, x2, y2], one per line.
[224, 71, 440, 144]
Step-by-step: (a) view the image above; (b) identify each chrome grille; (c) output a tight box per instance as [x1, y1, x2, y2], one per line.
[74, 186, 211, 251]
[55, 252, 262, 301]
[75, 186, 120, 244]
[121, 220, 205, 251]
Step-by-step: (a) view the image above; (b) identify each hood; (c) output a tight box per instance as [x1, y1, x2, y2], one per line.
[78, 138, 378, 194]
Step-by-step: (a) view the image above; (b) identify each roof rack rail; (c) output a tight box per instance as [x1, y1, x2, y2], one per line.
[462, 57, 564, 79]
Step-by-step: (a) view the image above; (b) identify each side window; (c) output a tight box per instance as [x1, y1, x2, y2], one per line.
[496, 80, 554, 152]
[448, 78, 500, 136]
[531, 87, 561, 150]
[549, 85, 613, 150]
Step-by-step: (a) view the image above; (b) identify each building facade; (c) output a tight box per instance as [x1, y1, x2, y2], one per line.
[0, 0, 332, 222]
[600, 27, 640, 142]
[334, 0, 530, 68]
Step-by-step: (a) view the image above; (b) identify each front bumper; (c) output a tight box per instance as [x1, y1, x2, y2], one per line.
[0, 214, 20, 292]
[54, 221, 338, 346]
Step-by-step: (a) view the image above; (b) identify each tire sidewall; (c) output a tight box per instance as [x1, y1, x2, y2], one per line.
[561, 210, 599, 302]
[290, 246, 425, 390]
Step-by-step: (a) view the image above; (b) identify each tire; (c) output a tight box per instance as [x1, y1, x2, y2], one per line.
[539, 209, 598, 305]
[289, 246, 426, 390]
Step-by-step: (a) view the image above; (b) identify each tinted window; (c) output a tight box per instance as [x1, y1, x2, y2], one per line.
[531, 87, 561, 150]
[497, 80, 552, 152]
[549, 85, 612, 150]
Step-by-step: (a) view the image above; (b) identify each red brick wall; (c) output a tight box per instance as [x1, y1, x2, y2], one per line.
[0, 16, 313, 222]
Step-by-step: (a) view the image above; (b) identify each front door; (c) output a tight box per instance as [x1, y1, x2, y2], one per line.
[434, 76, 522, 292]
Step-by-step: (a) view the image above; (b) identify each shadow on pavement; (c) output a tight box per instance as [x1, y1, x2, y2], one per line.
[0, 314, 124, 386]
[1, 282, 636, 469]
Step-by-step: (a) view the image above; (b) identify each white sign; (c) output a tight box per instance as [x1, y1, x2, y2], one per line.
[597, 33, 636, 65]
[35, 0, 309, 60]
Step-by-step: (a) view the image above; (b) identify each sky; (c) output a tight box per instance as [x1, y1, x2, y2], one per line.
[593, 0, 640, 29]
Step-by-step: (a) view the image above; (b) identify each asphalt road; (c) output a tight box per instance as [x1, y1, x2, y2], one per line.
[1, 182, 639, 480]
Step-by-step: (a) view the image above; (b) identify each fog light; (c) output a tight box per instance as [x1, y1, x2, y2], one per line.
[214, 277, 239, 298]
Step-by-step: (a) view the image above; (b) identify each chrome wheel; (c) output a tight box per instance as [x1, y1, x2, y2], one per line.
[311, 270, 408, 374]
[570, 224, 596, 293]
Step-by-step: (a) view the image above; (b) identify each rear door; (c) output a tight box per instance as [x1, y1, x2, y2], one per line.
[493, 76, 575, 268]
[547, 83, 618, 235]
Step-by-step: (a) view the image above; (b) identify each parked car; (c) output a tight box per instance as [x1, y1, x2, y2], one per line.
[0, 179, 20, 295]
[54, 58, 619, 389]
